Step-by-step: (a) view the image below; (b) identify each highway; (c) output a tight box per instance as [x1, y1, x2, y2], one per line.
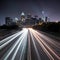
[0, 28, 60, 60]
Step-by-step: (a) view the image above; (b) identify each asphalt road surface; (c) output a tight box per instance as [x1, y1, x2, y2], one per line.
[0, 28, 60, 60]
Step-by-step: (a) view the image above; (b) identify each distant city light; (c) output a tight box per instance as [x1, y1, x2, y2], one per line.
[15, 17, 18, 21]
[21, 12, 25, 16]
[55, 21, 58, 23]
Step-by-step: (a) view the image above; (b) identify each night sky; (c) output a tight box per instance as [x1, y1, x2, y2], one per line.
[0, 0, 60, 25]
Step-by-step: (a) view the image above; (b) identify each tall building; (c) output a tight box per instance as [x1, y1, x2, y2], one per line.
[45, 17, 48, 23]
[5, 17, 13, 25]
[14, 17, 19, 24]
[27, 13, 32, 19]
[21, 12, 25, 22]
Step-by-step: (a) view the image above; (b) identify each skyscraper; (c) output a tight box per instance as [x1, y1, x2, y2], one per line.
[21, 12, 25, 22]
[5, 17, 13, 25]
[27, 13, 32, 19]
[45, 17, 48, 23]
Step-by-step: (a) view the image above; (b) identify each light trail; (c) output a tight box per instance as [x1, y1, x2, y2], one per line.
[0, 28, 60, 60]
[0, 28, 28, 60]
[29, 29, 41, 60]
[11, 29, 28, 60]
[1, 32, 24, 60]
[19, 30, 28, 60]
[29, 28, 60, 60]
[0, 31, 21, 45]
[36, 30, 60, 49]
[0, 30, 24, 50]
[29, 28, 54, 60]
[34, 30, 60, 56]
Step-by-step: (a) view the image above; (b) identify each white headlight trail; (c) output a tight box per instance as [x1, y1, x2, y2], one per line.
[0, 31, 20, 45]
[11, 29, 28, 60]
[19, 30, 28, 60]
[0, 28, 60, 60]
[0, 30, 24, 50]
[1, 29, 27, 60]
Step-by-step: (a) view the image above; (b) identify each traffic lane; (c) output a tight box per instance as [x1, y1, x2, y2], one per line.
[0, 28, 28, 60]
[0, 34, 22, 59]
[0, 29, 20, 40]
[33, 34, 60, 60]
[29, 31, 50, 60]
[35, 30, 60, 56]
[28, 28, 60, 60]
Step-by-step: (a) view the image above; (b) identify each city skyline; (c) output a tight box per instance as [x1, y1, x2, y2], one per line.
[0, 0, 60, 25]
